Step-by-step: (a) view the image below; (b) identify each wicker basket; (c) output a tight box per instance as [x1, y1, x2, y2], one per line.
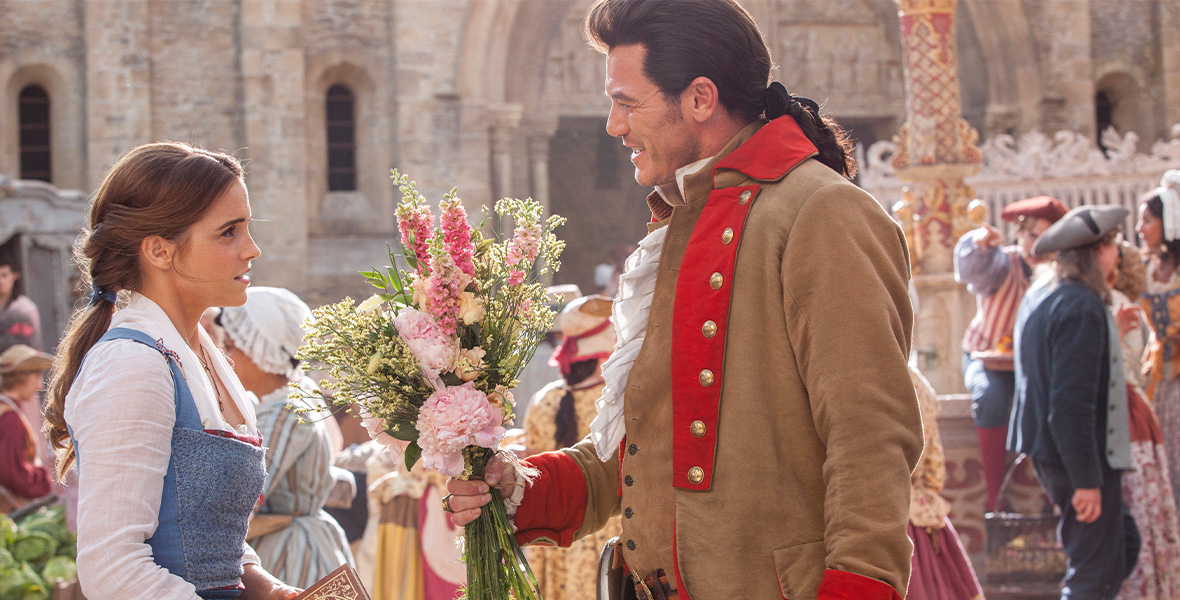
[984, 454, 1067, 586]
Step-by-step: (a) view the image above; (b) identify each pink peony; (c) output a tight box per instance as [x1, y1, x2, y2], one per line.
[415, 382, 506, 477]
[395, 308, 459, 379]
[361, 416, 412, 461]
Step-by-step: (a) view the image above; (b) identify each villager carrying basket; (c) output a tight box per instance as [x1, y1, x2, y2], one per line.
[984, 454, 1067, 588]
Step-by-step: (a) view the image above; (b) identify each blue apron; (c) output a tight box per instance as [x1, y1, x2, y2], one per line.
[71, 328, 266, 598]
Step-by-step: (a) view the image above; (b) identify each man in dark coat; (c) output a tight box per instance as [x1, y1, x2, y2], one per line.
[1009, 205, 1139, 600]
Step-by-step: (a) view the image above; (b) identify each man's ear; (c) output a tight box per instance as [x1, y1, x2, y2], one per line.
[682, 76, 721, 124]
[140, 235, 176, 271]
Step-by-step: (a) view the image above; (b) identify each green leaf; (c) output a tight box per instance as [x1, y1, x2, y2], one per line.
[404, 442, 422, 471]
[388, 419, 419, 442]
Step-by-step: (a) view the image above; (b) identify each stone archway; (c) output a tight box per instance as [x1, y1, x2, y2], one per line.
[456, 0, 649, 293]
[961, 0, 1044, 138]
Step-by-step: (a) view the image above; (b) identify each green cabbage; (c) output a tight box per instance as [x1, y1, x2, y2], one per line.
[0, 516, 14, 550]
[9, 533, 56, 564]
[0, 563, 47, 600]
[54, 539, 74, 561]
[38, 557, 75, 585]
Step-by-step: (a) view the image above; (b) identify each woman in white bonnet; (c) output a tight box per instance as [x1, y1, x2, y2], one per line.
[1136, 169, 1180, 512]
[218, 286, 354, 587]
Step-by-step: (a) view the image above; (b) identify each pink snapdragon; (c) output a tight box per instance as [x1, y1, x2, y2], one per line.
[394, 308, 458, 379]
[440, 197, 475, 279]
[505, 219, 541, 268]
[361, 416, 412, 462]
[427, 249, 463, 335]
[415, 382, 506, 477]
[396, 202, 435, 273]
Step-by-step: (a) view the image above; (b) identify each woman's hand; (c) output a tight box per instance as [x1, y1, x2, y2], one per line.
[445, 453, 518, 526]
[241, 563, 301, 600]
[1115, 305, 1142, 337]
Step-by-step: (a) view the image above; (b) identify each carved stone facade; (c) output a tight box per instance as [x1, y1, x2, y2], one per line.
[3, 0, 1173, 302]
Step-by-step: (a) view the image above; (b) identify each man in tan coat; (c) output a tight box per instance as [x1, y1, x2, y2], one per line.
[446, 1, 923, 599]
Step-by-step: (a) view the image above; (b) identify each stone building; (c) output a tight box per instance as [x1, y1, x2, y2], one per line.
[2, 0, 1178, 585]
[3, 0, 1176, 308]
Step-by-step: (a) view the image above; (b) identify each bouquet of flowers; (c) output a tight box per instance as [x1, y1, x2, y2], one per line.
[296, 171, 565, 600]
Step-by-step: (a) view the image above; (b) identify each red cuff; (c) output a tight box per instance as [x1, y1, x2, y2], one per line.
[816, 569, 903, 600]
[512, 451, 587, 548]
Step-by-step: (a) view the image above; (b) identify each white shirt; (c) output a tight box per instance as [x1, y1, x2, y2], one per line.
[64, 293, 260, 599]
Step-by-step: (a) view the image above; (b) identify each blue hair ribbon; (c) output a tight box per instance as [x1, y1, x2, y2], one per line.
[89, 285, 117, 307]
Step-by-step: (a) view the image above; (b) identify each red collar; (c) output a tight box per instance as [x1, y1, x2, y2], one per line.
[711, 115, 818, 182]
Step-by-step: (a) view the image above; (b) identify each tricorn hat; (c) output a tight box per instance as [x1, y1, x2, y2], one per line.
[1032, 205, 1128, 256]
[1001, 196, 1069, 224]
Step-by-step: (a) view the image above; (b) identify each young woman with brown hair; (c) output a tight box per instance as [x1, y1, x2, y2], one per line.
[41, 142, 299, 599]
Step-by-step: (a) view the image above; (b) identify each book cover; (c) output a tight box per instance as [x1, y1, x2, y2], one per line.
[293, 564, 371, 600]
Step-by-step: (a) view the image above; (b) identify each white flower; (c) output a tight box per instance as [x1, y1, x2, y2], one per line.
[358, 294, 385, 316]
[458, 291, 486, 325]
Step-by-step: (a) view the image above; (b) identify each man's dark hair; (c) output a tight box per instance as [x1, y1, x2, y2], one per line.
[584, 0, 856, 179]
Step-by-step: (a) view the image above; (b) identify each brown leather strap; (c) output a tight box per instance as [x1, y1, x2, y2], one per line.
[634, 569, 678, 600]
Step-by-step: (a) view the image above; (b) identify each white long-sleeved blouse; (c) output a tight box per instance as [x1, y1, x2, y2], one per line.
[64, 293, 261, 599]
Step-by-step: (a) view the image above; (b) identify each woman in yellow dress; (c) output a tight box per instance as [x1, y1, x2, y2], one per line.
[523, 294, 619, 600]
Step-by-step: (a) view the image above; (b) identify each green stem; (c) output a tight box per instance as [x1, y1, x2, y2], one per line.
[460, 448, 543, 600]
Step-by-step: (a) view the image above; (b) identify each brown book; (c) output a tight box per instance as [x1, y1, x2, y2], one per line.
[294, 564, 371, 600]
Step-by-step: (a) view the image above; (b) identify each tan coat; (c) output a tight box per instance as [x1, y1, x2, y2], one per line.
[562, 118, 923, 599]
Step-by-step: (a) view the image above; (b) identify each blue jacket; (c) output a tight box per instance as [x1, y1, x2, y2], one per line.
[1009, 280, 1131, 489]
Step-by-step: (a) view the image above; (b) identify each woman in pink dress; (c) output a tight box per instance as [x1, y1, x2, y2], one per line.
[1111, 240, 1180, 600]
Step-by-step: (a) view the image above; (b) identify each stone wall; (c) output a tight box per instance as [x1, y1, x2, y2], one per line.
[1, 0, 1176, 334]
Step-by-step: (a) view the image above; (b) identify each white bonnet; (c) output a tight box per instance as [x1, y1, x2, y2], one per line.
[219, 286, 313, 379]
[1158, 169, 1180, 242]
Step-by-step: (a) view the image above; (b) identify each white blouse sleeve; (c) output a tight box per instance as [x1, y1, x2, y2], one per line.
[66, 340, 201, 600]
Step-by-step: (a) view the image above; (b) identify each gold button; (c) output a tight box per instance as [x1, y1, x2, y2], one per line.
[701, 320, 717, 338]
[721, 227, 734, 245]
[709, 272, 723, 290]
[699, 369, 714, 387]
[688, 466, 705, 484]
[739, 190, 752, 205]
[690, 420, 706, 438]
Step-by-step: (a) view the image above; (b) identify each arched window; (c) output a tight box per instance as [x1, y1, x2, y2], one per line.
[1095, 91, 1113, 155]
[326, 84, 356, 191]
[18, 85, 51, 182]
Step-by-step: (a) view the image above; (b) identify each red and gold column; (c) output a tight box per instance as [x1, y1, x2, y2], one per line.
[892, 0, 981, 274]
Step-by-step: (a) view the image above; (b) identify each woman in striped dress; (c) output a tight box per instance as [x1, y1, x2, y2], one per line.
[219, 286, 355, 588]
